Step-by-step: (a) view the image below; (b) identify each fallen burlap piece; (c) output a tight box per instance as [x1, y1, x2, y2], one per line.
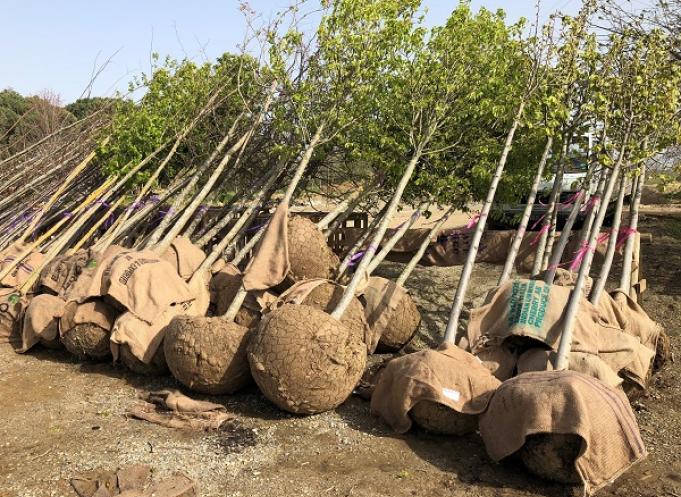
[70, 464, 196, 497]
[126, 389, 232, 431]
[242, 201, 290, 292]
[479, 371, 647, 495]
[0, 287, 25, 345]
[517, 348, 623, 388]
[94, 250, 194, 325]
[60, 300, 118, 336]
[19, 293, 66, 352]
[161, 237, 206, 281]
[111, 271, 211, 364]
[0, 242, 44, 288]
[370, 343, 500, 434]
[209, 263, 276, 317]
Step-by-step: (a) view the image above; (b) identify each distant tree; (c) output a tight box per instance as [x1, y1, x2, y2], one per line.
[65, 97, 124, 120]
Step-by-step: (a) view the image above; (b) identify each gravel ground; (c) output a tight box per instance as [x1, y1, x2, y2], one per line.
[0, 209, 679, 497]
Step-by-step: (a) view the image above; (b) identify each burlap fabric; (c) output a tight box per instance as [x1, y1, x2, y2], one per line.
[161, 237, 206, 280]
[268, 278, 372, 349]
[517, 348, 623, 388]
[70, 464, 196, 497]
[209, 262, 276, 316]
[479, 371, 647, 495]
[40, 245, 126, 300]
[370, 343, 500, 434]
[243, 201, 291, 291]
[19, 293, 66, 352]
[126, 389, 232, 431]
[60, 299, 118, 335]
[0, 287, 25, 344]
[111, 271, 211, 364]
[467, 279, 654, 389]
[0, 242, 44, 288]
[87, 249, 194, 324]
[361, 276, 417, 353]
[598, 290, 661, 353]
[532, 267, 593, 296]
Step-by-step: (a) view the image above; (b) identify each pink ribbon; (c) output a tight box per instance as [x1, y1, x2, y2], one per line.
[466, 213, 480, 230]
[531, 223, 550, 246]
[569, 242, 595, 272]
[616, 227, 637, 250]
[581, 195, 600, 213]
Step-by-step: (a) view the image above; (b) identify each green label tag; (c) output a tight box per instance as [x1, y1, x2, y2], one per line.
[8, 293, 20, 304]
[508, 280, 550, 330]
[86, 259, 98, 269]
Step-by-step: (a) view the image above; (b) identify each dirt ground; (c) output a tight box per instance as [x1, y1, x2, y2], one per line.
[1, 206, 680, 497]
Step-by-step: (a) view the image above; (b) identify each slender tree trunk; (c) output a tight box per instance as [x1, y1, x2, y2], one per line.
[590, 174, 628, 304]
[365, 210, 420, 276]
[318, 187, 366, 232]
[444, 101, 526, 344]
[144, 112, 246, 247]
[396, 207, 453, 287]
[336, 203, 389, 279]
[498, 136, 553, 285]
[531, 137, 568, 276]
[331, 141, 427, 320]
[554, 133, 630, 370]
[620, 164, 645, 292]
[543, 188, 586, 283]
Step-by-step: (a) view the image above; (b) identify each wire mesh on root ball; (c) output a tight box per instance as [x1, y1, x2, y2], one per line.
[248, 303, 367, 414]
[286, 216, 340, 283]
[59, 300, 117, 360]
[410, 400, 479, 436]
[517, 433, 583, 484]
[164, 315, 252, 395]
[361, 276, 421, 352]
[118, 343, 169, 376]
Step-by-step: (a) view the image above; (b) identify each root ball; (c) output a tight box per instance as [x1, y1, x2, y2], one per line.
[300, 281, 367, 344]
[410, 400, 478, 436]
[518, 433, 583, 484]
[164, 315, 252, 394]
[119, 343, 168, 376]
[287, 216, 339, 282]
[248, 303, 366, 414]
[61, 323, 111, 360]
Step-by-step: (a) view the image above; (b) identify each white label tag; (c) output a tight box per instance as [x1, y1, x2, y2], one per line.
[442, 388, 461, 402]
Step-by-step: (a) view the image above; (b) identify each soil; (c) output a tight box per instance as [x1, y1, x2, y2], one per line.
[1, 207, 680, 497]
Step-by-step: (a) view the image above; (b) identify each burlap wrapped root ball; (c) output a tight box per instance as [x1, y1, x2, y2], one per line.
[410, 400, 478, 436]
[248, 303, 367, 414]
[118, 343, 169, 376]
[362, 276, 421, 352]
[287, 216, 340, 282]
[164, 315, 252, 394]
[517, 433, 583, 484]
[60, 300, 118, 360]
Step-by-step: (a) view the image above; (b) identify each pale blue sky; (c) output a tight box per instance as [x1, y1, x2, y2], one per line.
[1, 0, 582, 104]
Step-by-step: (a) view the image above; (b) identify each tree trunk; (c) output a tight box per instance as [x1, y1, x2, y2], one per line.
[498, 136, 553, 285]
[443, 101, 525, 344]
[335, 203, 389, 279]
[620, 164, 645, 292]
[366, 210, 420, 276]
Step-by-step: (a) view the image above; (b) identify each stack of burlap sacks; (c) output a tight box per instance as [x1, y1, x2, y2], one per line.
[370, 268, 662, 495]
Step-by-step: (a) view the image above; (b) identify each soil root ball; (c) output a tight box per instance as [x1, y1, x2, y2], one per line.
[410, 400, 478, 436]
[518, 433, 583, 484]
[362, 277, 421, 352]
[287, 216, 339, 282]
[119, 343, 169, 376]
[164, 315, 252, 394]
[61, 323, 111, 360]
[654, 329, 671, 372]
[300, 281, 368, 345]
[248, 303, 366, 414]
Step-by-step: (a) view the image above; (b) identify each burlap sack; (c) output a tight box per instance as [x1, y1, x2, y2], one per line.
[210, 262, 276, 316]
[0, 287, 25, 344]
[161, 237, 206, 280]
[517, 348, 623, 388]
[479, 371, 647, 495]
[532, 267, 593, 296]
[111, 271, 211, 364]
[466, 279, 601, 355]
[0, 242, 44, 288]
[361, 276, 414, 353]
[20, 293, 66, 352]
[474, 344, 518, 381]
[60, 299, 118, 336]
[95, 249, 194, 324]
[599, 290, 661, 353]
[242, 201, 290, 291]
[594, 324, 655, 390]
[370, 343, 501, 433]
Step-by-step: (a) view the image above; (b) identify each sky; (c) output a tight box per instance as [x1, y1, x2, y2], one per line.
[1, 0, 582, 104]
